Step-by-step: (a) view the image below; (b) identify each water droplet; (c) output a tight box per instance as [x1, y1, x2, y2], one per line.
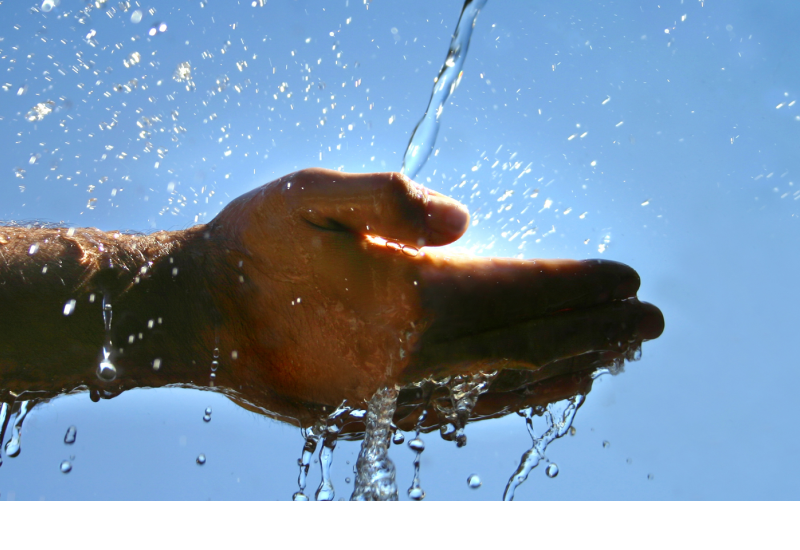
[203, 414, 211, 422]
[602, 440, 610, 448]
[408, 438, 425, 452]
[41, 0, 57, 13]
[60, 460, 72, 473]
[626, 458, 633, 465]
[210, 360, 218, 372]
[97, 359, 117, 381]
[345, 477, 351, 484]
[467, 474, 482, 489]
[292, 492, 309, 501]
[392, 431, 405, 444]
[569, 426, 577, 436]
[130, 9, 142, 23]
[647, 473, 654, 480]
[152, 358, 161, 371]
[545, 463, 559, 478]
[63, 299, 76, 316]
[28, 243, 39, 255]
[196, 454, 206, 465]
[205, 407, 212, 415]
[5, 438, 20, 457]
[408, 486, 425, 500]
[64, 425, 77, 445]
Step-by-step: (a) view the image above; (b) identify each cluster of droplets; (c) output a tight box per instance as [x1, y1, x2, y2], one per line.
[210, 347, 220, 387]
[502, 395, 584, 501]
[433, 371, 496, 447]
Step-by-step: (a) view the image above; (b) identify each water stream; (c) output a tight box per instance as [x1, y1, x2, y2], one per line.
[350, 386, 399, 501]
[502, 395, 585, 501]
[400, 0, 489, 179]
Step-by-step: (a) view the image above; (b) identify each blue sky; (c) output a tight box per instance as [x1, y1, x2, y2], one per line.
[1, 0, 798, 500]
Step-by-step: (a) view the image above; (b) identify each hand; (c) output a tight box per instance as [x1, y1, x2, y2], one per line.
[207, 168, 664, 410]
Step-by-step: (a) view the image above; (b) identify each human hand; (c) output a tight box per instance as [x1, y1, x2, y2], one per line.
[207, 168, 664, 410]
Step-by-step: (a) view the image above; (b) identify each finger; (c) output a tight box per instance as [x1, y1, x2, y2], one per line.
[418, 255, 642, 343]
[284, 168, 469, 246]
[405, 299, 663, 382]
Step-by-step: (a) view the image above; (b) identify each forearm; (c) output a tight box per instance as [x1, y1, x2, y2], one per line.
[0, 225, 221, 399]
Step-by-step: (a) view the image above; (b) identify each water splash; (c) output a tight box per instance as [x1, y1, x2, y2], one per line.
[400, 0, 489, 179]
[433, 371, 496, 447]
[503, 395, 584, 501]
[350, 386, 399, 501]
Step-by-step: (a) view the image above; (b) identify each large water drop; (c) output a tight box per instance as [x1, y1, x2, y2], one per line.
[64, 425, 77, 445]
[97, 358, 117, 381]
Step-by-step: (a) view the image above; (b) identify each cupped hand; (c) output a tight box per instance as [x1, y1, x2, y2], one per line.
[209, 168, 664, 408]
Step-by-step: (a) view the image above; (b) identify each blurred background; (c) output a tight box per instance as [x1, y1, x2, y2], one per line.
[0, 0, 798, 500]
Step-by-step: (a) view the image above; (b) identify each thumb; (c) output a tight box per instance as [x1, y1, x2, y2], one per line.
[285, 168, 470, 247]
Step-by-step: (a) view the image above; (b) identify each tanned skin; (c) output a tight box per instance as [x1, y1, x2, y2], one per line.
[0, 169, 663, 427]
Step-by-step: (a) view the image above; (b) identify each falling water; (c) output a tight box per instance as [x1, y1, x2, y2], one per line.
[97, 295, 117, 382]
[406, 410, 427, 500]
[350, 386, 399, 501]
[400, 0, 489, 180]
[0, 402, 7, 467]
[3, 400, 32, 458]
[502, 395, 585, 501]
[293, 424, 322, 501]
[434, 371, 496, 447]
[315, 426, 339, 501]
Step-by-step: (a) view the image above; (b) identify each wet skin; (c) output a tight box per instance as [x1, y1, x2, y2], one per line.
[0, 168, 663, 427]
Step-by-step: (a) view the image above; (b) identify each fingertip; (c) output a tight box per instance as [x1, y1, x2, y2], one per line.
[425, 194, 470, 245]
[612, 268, 641, 300]
[639, 302, 665, 340]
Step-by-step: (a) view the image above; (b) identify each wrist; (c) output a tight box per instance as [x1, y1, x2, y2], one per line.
[0, 225, 220, 399]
